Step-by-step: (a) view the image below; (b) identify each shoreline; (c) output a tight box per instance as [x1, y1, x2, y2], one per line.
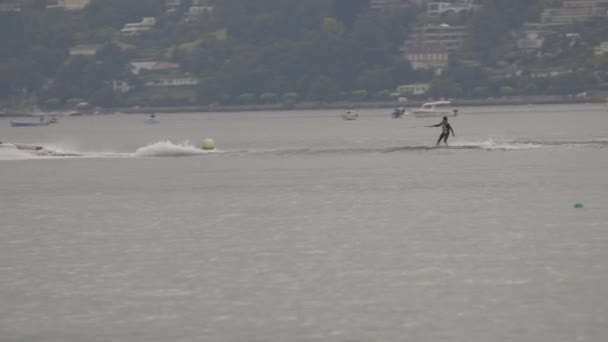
[119, 96, 600, 114]
[1, 96, 603, 117]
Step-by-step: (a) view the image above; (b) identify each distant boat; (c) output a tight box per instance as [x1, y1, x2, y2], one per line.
[392, 107, 407, 118]
[0, 142, 44, 151]
[342, 110, 359, 121]
[10, 114, 58, 127]
[145, 114, 159, 124]
[10, 120, 51, 127]
[411, 101, 458, 118]
[11, 114, 57, 127]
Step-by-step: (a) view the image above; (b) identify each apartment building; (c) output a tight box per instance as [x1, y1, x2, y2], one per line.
[121, 17, 157, 36]
[370, 0, 424, 10]
[541, 0, 608, 25]
[427, 0, 477, 16]
[166, 0, 181, 13]
[69, 44, 103, 56]
[47, 0, 90, 10]
[594, 41, 608, 55]
[185, 0, 214, 20]
[144, 76, 199, 87]
[0, 0, 21, 12]
[404, 23, 467, 52]
[403, 44, 449, 73]
[396, 83, 430, 96]
[517, 32, 545, 50]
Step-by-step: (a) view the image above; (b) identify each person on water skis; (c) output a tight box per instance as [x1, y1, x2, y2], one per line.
[426, 116, 455, 146]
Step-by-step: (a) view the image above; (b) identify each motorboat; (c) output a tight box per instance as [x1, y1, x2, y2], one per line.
[0, 141, 81, 156]
[10, 120, 51, 127]
[10, 114, 58, 127]
[145, 114, 159, 124]
[342, 110, 359, 121]
[0, 142, 44, 151]
[411, 101, 458, 118]
[392, 107, 407, 118]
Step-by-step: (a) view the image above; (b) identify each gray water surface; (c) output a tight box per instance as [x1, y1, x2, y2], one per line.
[1, 104, 608, 342]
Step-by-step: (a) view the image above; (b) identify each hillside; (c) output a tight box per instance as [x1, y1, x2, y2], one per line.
[1, 0, 608, 110]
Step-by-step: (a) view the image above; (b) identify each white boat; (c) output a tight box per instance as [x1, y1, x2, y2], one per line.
[0, 142, 44, 151]
[411, 101, 458, 118]
[10, 120, 51, 127]
[10, 114, 59, 127]
[342, 110, 359, 121]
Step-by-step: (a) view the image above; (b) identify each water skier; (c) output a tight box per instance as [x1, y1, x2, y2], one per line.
[426, 116, 455, 146]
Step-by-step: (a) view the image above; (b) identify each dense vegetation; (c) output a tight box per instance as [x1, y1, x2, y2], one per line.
[1, 0, 608, 109]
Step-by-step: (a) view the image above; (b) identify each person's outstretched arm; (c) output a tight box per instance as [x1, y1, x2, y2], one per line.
[426, 123, 442, 127]
[450, 125, 455, 137]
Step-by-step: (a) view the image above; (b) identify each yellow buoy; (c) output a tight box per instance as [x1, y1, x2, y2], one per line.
[201, 138, 215, 150]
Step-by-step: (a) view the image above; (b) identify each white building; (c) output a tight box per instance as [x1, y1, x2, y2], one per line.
[185, 0, 214, 21]
[144, 76, 199, 87]
[595, 41, 608, 55]
[186, 5, 213, 19]
[166, 0, 181, 13]
[541, 0, 608, 25]
[517, 31, 545, 50]
[112, 80, 131, 93]
[47, 0, 90, 10]
[403, 44, 449, 74]
[397, 83, 430, 96]
[0, 1, 21, 12]
[69, 44, 103, 56]
[405, 24, 467, 52]
[121, 17, 157, 36]
[427, 0, 476, 16]
[130, 61, 180, 75]
[370, 0, 419, 10]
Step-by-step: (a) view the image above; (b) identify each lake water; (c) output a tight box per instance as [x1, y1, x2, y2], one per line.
[1, 104, 608, 342]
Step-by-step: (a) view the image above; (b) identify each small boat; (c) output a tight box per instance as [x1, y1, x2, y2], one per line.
[342, 110, 359, 121]
[392, 107, 407, 118]
[0, 142, 44, 151]
[0, 142, 81, 156]
[10, 120, 51, 127]
[10, 114, 58, 127]
[411, 101, 458, 118]
[145, 114, 159, 124]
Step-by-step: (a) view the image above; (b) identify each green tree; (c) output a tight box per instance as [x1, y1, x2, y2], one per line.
[355, 67, 394, 94]
[66, 97, 85, 107]
[545, 73, 593, 95]
[282, 92, 299, 107]
[443, 61, 486, 96]
[237, 93, 256, 104]
[428, 79, 464, 99]
[350, 89, 368, 101]
[309, 75, 339, 102]
[499, 86, 517, 96]
[84, 0, 165, 28]
[197, 76, 225, 104]
[45, 98, 62, 108]
[374, 89, 391, 100]
[260, 92, 278, 103]
[472, 86, 489, 97]
[89, 86, 117, 107]
[466, 0, 540, 64]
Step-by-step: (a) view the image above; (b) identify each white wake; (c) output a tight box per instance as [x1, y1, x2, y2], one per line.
[134, 141, 216, 157]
